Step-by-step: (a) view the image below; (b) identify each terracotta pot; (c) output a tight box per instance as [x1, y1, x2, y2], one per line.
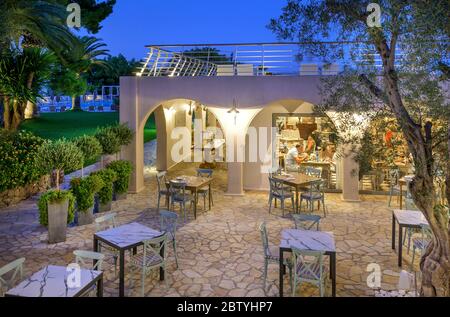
[47, 199, 69, 244]
[78, 206, 94, 226]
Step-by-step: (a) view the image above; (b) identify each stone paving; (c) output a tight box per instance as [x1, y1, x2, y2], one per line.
[0, 162, 421, 297]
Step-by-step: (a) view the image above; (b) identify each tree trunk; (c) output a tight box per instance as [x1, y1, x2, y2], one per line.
[3, 96, 11, 130]
[71, 95, 82, 111]
[365, 37, 450, 296]
[11, 99, 22, 130]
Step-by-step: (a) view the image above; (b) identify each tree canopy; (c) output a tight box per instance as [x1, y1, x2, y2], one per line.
[270, 0, 449, 296]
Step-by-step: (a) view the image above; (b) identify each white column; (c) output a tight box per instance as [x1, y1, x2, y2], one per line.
[120, 77, 145, 193]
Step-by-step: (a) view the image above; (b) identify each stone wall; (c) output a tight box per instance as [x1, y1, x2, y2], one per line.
[0, 175, 50, 209]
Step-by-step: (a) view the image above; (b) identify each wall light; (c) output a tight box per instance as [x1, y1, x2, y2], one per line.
[228, 99, 240, 125]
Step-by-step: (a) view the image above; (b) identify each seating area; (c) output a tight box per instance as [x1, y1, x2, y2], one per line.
[0, 162, 441, 297]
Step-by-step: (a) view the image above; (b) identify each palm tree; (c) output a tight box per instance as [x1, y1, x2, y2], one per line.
[0, 0, 75, 53]
[58, 36, 110, 111]
[0, 48, 55, 130]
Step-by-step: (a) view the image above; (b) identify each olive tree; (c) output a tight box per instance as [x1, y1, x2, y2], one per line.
[269, 0, 449, 296]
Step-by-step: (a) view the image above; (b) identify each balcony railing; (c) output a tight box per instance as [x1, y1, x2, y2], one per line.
[136, 42, 406, 77]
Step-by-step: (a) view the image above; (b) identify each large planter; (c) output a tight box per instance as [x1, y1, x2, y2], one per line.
[48, 199, 69, 244]
[78, 206, 94, 226]
[114, 192, 127, 201]
[98, 201, 112, 213]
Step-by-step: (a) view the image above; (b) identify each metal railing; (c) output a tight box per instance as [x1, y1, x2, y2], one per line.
[136, 42, 407, 77]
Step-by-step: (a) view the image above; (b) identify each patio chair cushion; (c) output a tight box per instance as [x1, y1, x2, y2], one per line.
[273, 191, 294, 199]
[172, 193, 194, 202]
[197, 186, 210, 193]
[130, 253, 163, 268]
[159, 189, 170, 195]
[300, 192, 323, 200]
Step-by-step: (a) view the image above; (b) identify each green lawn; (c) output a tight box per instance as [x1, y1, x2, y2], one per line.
[20, 111, 157, 143]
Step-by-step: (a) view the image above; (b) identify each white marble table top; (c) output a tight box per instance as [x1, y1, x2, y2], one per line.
[95, 222, 163, 250]
[280, 229, 336, 253]
[393, 210, 429, 227]
[5, 265, 101, 297]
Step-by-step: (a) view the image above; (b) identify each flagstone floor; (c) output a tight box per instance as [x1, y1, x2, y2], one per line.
[0, 163, 421, 297]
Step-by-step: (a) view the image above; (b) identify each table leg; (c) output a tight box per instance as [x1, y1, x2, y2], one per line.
[392, 214, 396, 250]
[399, 184, 403, 209]
[194, 189, 198, 219]
[93, 237, 99, 268]
[279, 249, 284, 297]
[208, 184, 212, 211]
[97, 275, 104, 297]
[330, 253, 336, 297]
[398, 225, 403, 267]
[119, 249, 125, 297]
[295, 188, 299, 213]
[160, 241, 165, 281]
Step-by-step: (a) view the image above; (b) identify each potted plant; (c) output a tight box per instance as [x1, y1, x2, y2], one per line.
[74, 135, 103, 176]
[70, 174, 104, 225]
[95, 126, 121, 167]
[38, 190, 75, 243]
[91, 168, 117, 212]
[106, 160, 133, 200]
[36, 139, 83, 243]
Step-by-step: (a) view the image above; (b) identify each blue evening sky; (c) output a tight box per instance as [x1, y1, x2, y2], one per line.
[81, 0, 286, 60]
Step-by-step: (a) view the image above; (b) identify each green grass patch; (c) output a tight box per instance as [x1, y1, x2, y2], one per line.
[20, 111, 120, 141]
[21, 111, 157, 144]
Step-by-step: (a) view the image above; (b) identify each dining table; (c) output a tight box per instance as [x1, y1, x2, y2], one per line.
[279, 229, 337, 297]
[392, 209, 429, 267]
[167, 175, 213, 219]
[5, 265, 103, 297]
[93, 222, 164, 297]
[272, 173, 321, 213]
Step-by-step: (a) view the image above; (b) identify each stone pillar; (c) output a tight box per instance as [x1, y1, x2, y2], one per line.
[341, 144, 360, 202]
[226, 162, 244, 196]
[120, 77, 145, 193]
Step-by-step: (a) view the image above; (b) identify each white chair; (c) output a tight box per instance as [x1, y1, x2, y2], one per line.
[129, 233, 169, 296]
[0, 258, 25, 296]
[236, 64, 254, 76]
[322, 63, 340, 75]
[216, 64, 235, 76]
[300, 64, 319, 75]
[95, 213, 119, 274]
[73, 250, 105, 297]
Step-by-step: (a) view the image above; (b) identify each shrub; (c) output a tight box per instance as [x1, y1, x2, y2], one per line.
[95, 127, 121, 155]
[106, 160, 133, 194]
[70, 175, 104, 212]
[38, 190, 75, 226]
[90, 169, 117, 204]
[0, 130, 46, 192]
[74, 135, 103, 163]
[110, 123, 134, 146]
[36, 139, 84, 189]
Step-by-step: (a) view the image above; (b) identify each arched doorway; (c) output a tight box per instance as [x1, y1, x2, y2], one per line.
[138, 99, 227, 191]
[243, 99, 339, 192]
